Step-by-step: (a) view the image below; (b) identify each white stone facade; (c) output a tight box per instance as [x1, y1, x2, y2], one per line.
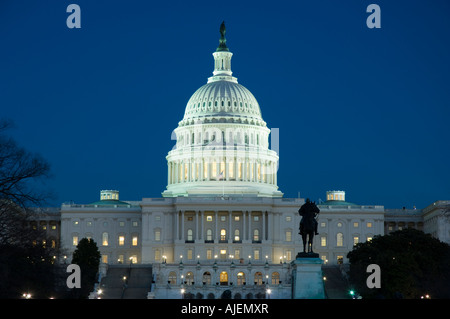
[57, 24, 450, 299]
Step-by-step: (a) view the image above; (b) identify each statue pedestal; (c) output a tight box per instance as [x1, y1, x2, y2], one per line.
[291, 257, 325, 299]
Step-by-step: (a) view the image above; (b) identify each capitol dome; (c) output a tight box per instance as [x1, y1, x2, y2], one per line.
[181, 81, 265, 127]
[163, 22, 282, 198]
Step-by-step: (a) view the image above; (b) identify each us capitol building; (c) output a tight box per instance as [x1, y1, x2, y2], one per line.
[52, 24, 449, 299]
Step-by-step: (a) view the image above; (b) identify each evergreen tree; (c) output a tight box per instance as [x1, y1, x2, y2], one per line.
[347, 228, 450, 299]
[71, 238, 101, 298]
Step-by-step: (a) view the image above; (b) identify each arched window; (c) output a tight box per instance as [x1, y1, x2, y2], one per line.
[102, 232, 108, 246]
[203, 272, 211, 285]
[254, 272, 263, 285]
[237, 272, 246, 285]
[185, 272, 194, 286]
[206, 229, 213, 241]
[187, 229, 193, 241]
[168, 271, 177, 285]
[271, 272, 280, 285]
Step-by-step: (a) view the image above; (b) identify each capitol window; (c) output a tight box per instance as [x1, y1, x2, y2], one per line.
[234, 229, 240, 241]
[367, 222, 373, 228]
[285, 231, 292, 242]
[168, 272, 177, 285]
[187, 229, 194, 241]
[72, 236, 78, 246]
[203, 272, 211, 285]
[254, 272, 263, 285]
[237, 272, 245, 285]
[154, 230, 161, 241]
[220, 229, 227, 241]
[336, 233, 343, 247]
[206, 215, 212, 222]
[102, 232, 109, 246]
[321, 236, 327, 247]
[254, 249, 260, 260]
[118, 235, 125, 246]
[253, 229, 260, 241]
[271, 272, 280, 285]
[132, 236, 138, 246]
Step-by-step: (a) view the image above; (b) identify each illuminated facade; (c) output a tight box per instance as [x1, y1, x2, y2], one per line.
[58, 24, 449, 299]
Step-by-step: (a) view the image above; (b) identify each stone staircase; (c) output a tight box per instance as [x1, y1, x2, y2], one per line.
[99, 265, 153, 299]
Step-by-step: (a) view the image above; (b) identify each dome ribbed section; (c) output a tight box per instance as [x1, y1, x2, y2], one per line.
[182, 81, 263, 124]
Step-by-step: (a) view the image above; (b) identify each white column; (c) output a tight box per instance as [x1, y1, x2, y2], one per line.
[188, 160, 192, 182]
[243, 210, 246, 240]
[181, 161, 185, 183]
[225, 158, 229, 181]
[167, 163, 171, 185]
[273, 162, 278, 185]
[176, 211, 180, 240]
[199, 211, 203, 240]
[214, 211, 218, 242]
[228, 211, 232, 243]
[181, 211, 185, 241]
[248, 211, 252, 241]
[142, 213, 149, 241]
[200, 160, 204, 181]
[207, 159, 211, 181]
[262, 211, 266, 241]
[268, 212, 274, 241]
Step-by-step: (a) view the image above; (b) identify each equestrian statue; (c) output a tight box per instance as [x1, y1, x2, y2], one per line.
[297, 198, 320, 257]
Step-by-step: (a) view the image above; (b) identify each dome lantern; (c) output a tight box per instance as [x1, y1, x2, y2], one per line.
[208, 21, 237, 84]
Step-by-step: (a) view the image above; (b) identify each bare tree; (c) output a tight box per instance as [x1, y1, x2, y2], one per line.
[0, 119, 52, 246]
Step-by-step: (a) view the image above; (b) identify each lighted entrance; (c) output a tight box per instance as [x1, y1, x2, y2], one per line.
[220, 271, 228, 285]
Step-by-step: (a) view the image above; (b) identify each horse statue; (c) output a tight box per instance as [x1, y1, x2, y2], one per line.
[298, 198, 320, 257]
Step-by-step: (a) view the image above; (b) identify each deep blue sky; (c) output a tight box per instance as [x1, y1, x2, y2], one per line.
[1, 0, 449, 209]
